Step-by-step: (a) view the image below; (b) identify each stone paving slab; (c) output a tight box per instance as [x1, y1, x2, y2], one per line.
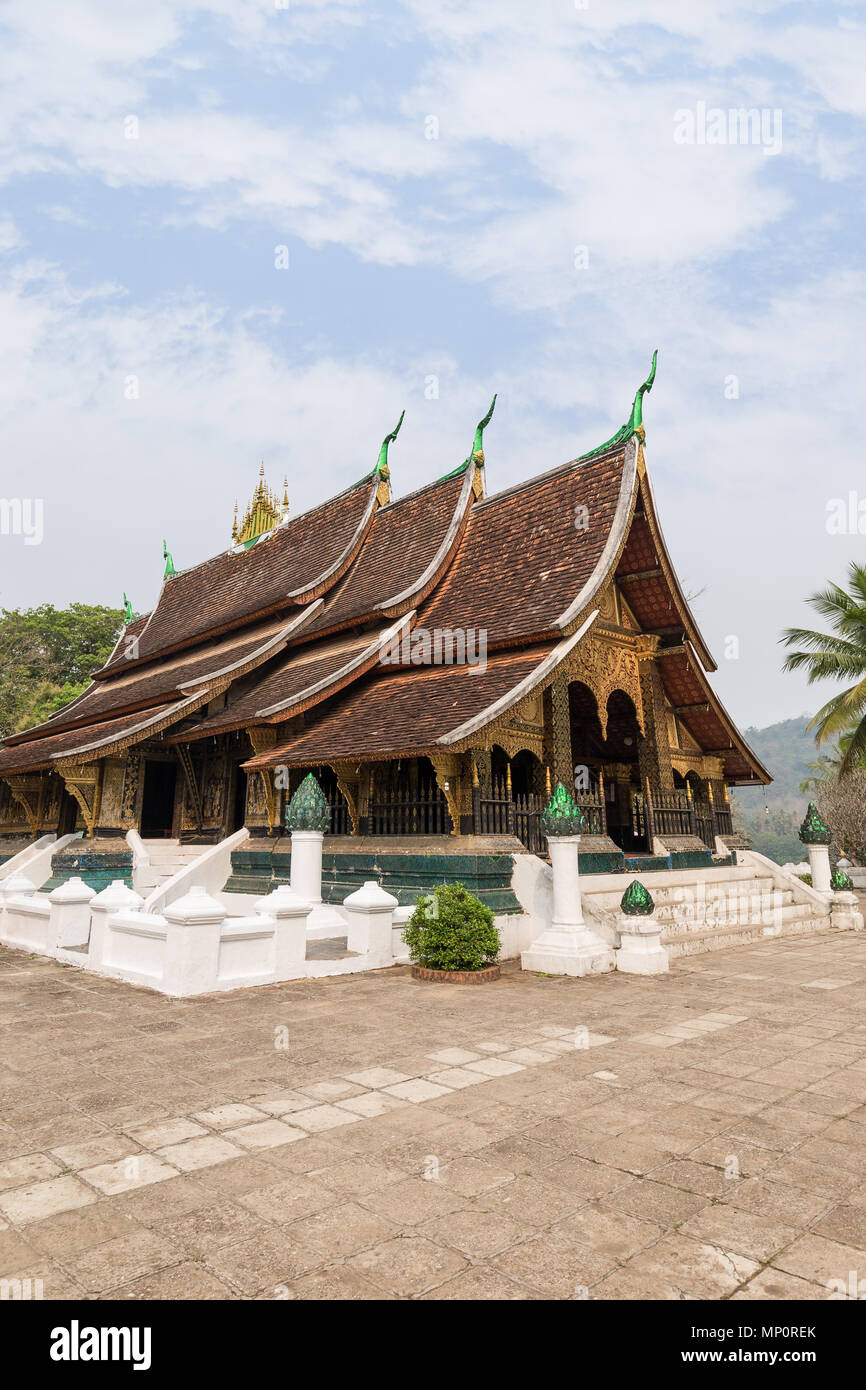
[2, 929, 866, 1299]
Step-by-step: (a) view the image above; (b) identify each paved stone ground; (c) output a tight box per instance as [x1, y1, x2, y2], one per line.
[2, 928, 866, 1301]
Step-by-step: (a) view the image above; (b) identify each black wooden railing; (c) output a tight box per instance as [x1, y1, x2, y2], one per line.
[644, 788, 731, 850]
[575, 788, 607, 838]
[474, 776, 543, 853]
[369, 778, 448, 836]
[325, 790, 350, 837]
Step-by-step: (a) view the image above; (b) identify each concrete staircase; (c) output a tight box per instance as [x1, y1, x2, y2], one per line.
[134, 840, 211, 895]
[582, 860, 831, 959]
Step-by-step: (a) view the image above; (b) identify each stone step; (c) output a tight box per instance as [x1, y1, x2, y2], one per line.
[664, 913, 831, 958]
[585, 878, 786, 911]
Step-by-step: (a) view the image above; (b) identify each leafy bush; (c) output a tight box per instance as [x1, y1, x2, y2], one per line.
[402, 883, 500, 971]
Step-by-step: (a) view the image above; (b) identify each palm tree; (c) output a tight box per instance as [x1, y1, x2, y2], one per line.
[781, 561, 866, 778]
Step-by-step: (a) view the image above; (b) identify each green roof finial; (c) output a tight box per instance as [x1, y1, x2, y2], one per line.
[285, 773, 331, 833]
[621, 880, 655, 916]
[469, 394, 497, 468]
[627, 348, 658, 434]
[122, 592, 133, 623]
[799, 801, 831, 846]
[375, 409, 405, 480]
[541, 781, 586, 837]
[162, 539, 176, 580]
[577, 349, 659, 461]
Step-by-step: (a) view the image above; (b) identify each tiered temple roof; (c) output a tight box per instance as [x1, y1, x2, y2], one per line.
[0, 366, 771, 789]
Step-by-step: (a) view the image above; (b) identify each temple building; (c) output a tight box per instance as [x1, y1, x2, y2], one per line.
[0, 355, 771, 899]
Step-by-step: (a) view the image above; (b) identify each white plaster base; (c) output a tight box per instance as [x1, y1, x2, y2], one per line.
[521, 925, 613, 977]
[614, 912, 669, 974]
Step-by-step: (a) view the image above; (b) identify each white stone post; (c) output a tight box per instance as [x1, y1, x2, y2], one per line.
[806, 842, 832, 895]
[162, 886, 225, 997]
[615, 907, 669, 974]
[290, 830, 324, 905]
[88, 880, 144, 969]
[343, 880, 398, 966]
[830, 892, 864, 933]
[261, 884, 311, 978]
[521, 834, 614, 976]
[0, 871, 37, 904]
[48, 876, 96, 952]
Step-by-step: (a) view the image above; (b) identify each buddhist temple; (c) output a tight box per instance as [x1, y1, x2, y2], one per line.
[0, 355, 771, 901]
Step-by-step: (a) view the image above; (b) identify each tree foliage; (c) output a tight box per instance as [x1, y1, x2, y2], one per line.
[0, 604, 126, 737]
[781, 562, 866, 778]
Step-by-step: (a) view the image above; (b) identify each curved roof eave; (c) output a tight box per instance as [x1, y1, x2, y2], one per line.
[438, 610, 599, 746]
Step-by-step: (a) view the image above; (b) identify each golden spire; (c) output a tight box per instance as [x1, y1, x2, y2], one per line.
[233, 464, 286, 545]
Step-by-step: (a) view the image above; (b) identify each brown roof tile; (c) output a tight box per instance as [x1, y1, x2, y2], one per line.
[134, 477, 377, 660]
[417, 448, 628, 647]
[244, 644, 555, 767]
[299, 472, 469, 640]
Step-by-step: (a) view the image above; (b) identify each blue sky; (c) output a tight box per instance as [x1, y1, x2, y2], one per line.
[1, 0, 865, 730]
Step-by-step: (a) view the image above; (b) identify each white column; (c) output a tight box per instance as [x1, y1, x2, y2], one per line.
[806, 842, 832, 894]
[290, 830, 324, 905]
[261, 884, 311, 978]
[48, 876, 96, 952]
[162, 886, 225, 997]
[88, 880, 144, 969]
[343, 880, 398, 966]
[521, 835, 614, 976]
[615, 911, 669, 974]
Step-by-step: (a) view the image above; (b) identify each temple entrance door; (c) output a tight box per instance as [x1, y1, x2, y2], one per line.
[230, 765, 248, 833]
[595, 689, 649, 854]
[140, 761, 177, 838]
[57, 788, 79, 838]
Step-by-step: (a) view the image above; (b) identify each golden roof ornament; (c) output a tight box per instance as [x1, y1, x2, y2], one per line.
[233, 462, 287, 545]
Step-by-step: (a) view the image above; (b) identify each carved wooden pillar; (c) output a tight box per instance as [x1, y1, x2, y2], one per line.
[429, 753, 460, 836]
[245, 728, 278, 834]
[544, 676, 572, 791]
[57, 763, 103, 838]
[637, 661, 673, 793]
[330, 762, 361, 835]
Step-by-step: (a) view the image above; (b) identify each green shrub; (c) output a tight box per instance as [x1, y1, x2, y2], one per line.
[402, 882, 500, 972]
[797, 872, 812, 886]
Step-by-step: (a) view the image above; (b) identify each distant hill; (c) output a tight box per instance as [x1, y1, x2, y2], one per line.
[735, 715, 817, 812]
[730, 715, 819, 864]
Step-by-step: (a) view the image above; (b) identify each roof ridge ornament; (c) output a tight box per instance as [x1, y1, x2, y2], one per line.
[439, 394, 497, 482]
[122, 592, 133, 622]
[162, 540, 176, 579]
[577, 349, 659, 461]
[234, 463, 285, 546]
[375, 409, 405, 481]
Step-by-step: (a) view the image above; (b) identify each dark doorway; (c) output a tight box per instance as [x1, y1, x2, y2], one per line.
[57, 789, 79, 838]
[140, 760, 177, 838]
[230, 765, 248, 833]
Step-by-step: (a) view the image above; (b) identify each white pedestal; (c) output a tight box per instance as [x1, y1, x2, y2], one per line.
[48, 876, 96, 951]
[830, 891, 864, 932]
[259, 885, 311, 976]
[88, 880, 144, 969]
[162, 886, 225, 996]
[806, 842, 832, 894]
[615, 911, 669, 974]
[290, 830, 324, 905]
[343, 880, 398, 967]
[521, 836, 613, 976]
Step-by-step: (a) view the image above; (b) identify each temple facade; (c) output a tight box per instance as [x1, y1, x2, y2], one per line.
[0, 356, 770, 895]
